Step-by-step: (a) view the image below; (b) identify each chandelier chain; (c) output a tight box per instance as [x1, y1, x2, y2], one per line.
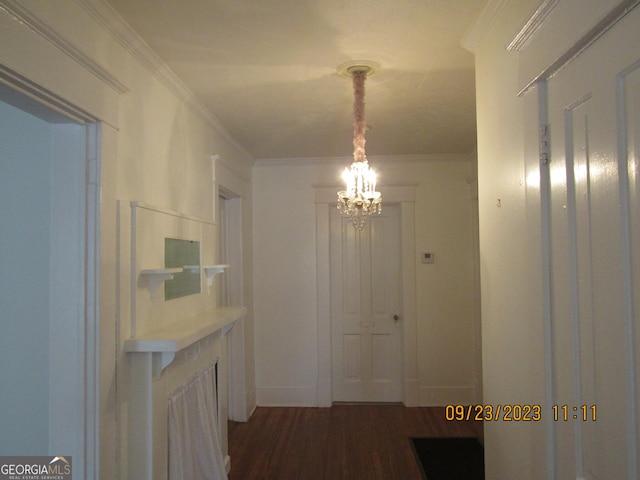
[352, 70, 367, 164]
[337, 63, 382, 231]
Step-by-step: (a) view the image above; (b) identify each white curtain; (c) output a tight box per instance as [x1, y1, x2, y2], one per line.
[168, 363, 228, 480]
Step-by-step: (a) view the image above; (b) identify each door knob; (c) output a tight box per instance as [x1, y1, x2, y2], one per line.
[393, 314, 400, 322]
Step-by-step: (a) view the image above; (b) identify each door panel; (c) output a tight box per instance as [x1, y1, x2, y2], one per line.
[544, 7, 640, 478]
[625, 62, 640, 480]
[371, 334, 390, 380]
[344, 335, 361, 379]
[331, 205, 403, 402]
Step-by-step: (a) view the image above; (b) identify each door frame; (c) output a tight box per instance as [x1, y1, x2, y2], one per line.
[315, 184, 418, 407]
[218, 187, 249, 422]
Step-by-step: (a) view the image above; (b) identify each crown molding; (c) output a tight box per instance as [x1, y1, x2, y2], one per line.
[214, 153, 253, 184]
[461, 0, 510, 53]
[254, 153, 473, 167]
[506, 0, 560, 51]
[78, 0, 254, 163]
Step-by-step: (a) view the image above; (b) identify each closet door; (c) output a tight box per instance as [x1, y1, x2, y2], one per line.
[543, 6, 640, 478]
[330, 205, 403, 403]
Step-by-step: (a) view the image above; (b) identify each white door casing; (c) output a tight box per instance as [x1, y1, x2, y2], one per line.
[330, 205, 403, 402]
[218, 188, 249, 422]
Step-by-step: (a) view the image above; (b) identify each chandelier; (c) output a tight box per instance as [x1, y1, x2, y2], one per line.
[337, 61, 382, 230]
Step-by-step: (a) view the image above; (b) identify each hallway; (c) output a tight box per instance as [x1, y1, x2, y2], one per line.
[227, 405, 483, 480]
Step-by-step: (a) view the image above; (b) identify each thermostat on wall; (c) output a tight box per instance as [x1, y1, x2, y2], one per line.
[421, 252, 435, 264]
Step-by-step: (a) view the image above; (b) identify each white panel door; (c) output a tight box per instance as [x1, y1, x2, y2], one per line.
[330, 205, 403, 402]
[544, 6, 640, 478]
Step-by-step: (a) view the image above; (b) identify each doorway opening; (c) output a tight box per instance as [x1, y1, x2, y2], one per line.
[0, 85, 99, 477]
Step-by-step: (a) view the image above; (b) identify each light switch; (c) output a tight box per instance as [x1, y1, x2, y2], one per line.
[421, 252, 434, 264]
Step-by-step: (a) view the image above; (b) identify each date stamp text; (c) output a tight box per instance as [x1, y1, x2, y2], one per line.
[445, 404, 597, 422]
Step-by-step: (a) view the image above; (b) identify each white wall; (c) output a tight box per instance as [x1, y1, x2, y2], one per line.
[253, 157, 481, 406]
[0, 101, 52, 454]
[470, 2, 545, 476]
[0, 2, 255, 477]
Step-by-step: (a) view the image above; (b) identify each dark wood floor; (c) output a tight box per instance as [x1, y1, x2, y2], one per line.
[227, 405, 483, 480]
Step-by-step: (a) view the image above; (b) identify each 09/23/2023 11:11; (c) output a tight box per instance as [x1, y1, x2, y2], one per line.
[444, 404, 597, 422]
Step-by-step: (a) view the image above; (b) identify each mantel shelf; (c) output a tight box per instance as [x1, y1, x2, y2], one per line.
[125, 306, 246, 376]
[125, 306, 246, 353]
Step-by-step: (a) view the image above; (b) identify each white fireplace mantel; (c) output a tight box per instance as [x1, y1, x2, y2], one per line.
[126, 306, 246, 480]
[125, 306, 246, 377]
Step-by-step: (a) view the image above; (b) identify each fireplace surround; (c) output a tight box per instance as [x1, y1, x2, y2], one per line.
[124, 201, 246, 479]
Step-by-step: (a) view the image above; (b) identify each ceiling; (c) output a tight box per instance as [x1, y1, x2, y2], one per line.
[107, 0, 487, 160]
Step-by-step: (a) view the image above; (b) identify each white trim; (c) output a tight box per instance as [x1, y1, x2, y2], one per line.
[0, 4, 120, 128]
[211, 155, 219, 224]
[537, 79, 556, 479]
[314, 183, 417, 205]
[461, 0, 510, 53]
[217, 157, 252, 192]
[254, 153, 472, 167]
[404, 379, 420, 406]
[218, 176, 250, 421]
[227, 318, 249, 421]
[506, 0, 560, 51]
[256, 387, 319, 407]
[315, 204, 332, 407]
[124, 307, 246, 354]
[0, 64, 96, 124]
[131, 201, 216, 226]
[400, 201, 418, 407]
[0, 0, 128, 94]
[418, 386, 478, 406]
[617, 59, 640, 480]
[43, 118, 100, 479]
[48, 122, 88, 476]
[84, 122, 101, 480]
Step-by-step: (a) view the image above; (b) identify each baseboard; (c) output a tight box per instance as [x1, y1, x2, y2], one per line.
[418, 386, 478, 406]
[404, 378, 419, 407]
[245, 386, 257, 420]
[254, 385, 476, 407]
[316, 376, 332, 407]
[256, 386, 318, 406]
